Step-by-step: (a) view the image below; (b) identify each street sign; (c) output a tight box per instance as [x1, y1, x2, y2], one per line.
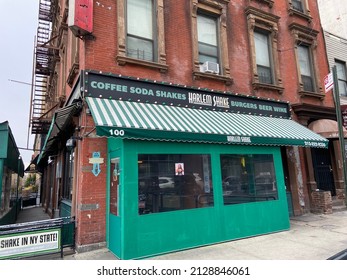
[324, 72, 334, 93]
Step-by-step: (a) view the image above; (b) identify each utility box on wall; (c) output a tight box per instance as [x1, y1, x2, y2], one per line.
[68, 0, 93, 36]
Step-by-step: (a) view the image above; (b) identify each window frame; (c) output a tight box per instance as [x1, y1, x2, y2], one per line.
[191, 0, 232, 85]
[297, 44, 315, 92]
[197, 12, 220, 65]
[137, 153, 214, 215]
[287, 0, 312, 22]
[116, 0, 168, 72]
[220, 153, 279, 205]
[289, 23, 323, 99]
[254, 29, 274, 85]
[335, 60, 347, 97]
[126, 0, 155, 62]
[246, 7, 283, 93]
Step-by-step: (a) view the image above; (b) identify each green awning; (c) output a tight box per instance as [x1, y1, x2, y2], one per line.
[85, 97, 329, 148]
[0, 121, 24, 176]
[37, 102, 82, 164]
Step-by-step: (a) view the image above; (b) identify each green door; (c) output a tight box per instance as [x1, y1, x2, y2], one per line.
[107, 151, 122, 258]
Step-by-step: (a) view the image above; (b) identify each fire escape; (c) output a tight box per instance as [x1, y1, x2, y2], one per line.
[30, 0, 58, 135]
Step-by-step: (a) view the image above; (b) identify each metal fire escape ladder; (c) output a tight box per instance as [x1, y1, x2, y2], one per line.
[31, 0, 58, 135]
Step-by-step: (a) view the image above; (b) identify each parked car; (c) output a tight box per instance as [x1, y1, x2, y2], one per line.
[159, 177, 175, 188]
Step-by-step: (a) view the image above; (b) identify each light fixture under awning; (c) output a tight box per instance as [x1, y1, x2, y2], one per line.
[86, 97, 329, 148]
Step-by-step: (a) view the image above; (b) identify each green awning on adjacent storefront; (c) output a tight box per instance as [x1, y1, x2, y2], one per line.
[85, 97, 329, 148]
[37, 101, 82, 164]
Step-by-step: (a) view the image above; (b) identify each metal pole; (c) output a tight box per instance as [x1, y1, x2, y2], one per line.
[16, 156, 21, 220]
[332, 65, 347, 206]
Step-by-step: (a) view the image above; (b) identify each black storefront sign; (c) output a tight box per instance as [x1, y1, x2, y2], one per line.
[83, 71, 290, 118]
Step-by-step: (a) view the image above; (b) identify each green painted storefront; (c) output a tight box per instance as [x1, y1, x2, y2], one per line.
[106, 139, 290, 260]
[84, 72, 328, 259]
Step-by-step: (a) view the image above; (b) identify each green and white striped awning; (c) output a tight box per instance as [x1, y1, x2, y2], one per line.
[86, 97, 328, 148]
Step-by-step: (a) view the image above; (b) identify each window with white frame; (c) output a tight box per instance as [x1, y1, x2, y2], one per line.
[298, 44, 315, 92]
[336, 60, 347, 96]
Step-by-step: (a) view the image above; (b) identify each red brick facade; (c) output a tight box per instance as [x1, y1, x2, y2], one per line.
[39, 0, 339, 249]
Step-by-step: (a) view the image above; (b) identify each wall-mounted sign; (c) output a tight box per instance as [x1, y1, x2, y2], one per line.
[83, 71, 290, 118]
[89, 152, 103, 176]
[0, 229, 60, 259]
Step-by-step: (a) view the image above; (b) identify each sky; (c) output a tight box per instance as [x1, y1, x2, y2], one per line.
[0, 0, 39, 168]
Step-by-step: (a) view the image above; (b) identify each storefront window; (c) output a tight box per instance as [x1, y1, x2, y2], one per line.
[138, 154, 213, 215]
[220, 154, 278, 205]
[63, 150, 74, 200]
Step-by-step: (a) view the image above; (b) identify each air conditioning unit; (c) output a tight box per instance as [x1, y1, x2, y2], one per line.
[202, 61, 220, 74]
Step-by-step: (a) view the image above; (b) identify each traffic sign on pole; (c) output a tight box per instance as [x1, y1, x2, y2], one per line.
[324, 72, 334, 93]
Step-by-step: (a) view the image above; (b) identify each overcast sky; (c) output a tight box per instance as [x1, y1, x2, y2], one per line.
[0, 0, 39, 168]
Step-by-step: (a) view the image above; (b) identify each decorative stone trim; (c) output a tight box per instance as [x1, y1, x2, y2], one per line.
[191, 0, 231, 78]
[289, 23, 323, 97]
[287, 0, 312, 22]
[246, 7, 282, 91]
[116, 0, 167, 69]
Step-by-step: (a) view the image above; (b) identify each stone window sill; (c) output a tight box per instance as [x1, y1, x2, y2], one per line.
[253, 82, 284, 94]
[193, 71, 233, 86]
[116, 56, 168, 73]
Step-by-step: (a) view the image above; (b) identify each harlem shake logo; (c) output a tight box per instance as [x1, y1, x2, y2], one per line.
[188, 92, 230, 108]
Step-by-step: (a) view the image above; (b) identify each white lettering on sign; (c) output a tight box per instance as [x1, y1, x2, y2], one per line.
[227, 136, 251, 143]
[109, 129, 125, 136]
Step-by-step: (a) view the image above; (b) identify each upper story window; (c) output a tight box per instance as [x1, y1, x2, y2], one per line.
[254, 30, 273, 84]
[288, 0, 311, 22]
[191, 0, 232, 85]
[289, 23, 324, 99]
[291, 0, 304, 12]
[116, 0, 168, 72]
[246, 7, 283, 93]
[127, 0, 154, 61]
[289, 23, 323, 98]
[336, 60, 347, 97]
[298, 45, 314, 92]
[198, 13, 219, 64]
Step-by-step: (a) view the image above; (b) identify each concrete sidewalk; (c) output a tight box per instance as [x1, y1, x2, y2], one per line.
[64, 210, 347, 260]
[14, 206, 347, 260]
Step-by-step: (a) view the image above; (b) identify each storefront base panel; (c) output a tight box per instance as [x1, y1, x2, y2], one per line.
[107, 139, 290, 260]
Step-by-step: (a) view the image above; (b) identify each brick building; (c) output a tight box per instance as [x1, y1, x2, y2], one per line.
[31, 0, 342, 259]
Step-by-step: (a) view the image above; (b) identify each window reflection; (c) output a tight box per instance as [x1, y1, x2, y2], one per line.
[220, 154, 278, 204]
[138, 154, 213, 215]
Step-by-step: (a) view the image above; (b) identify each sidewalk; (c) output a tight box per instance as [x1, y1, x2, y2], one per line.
[15, 206, 347, 260]
[65, 210, 347, 260]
